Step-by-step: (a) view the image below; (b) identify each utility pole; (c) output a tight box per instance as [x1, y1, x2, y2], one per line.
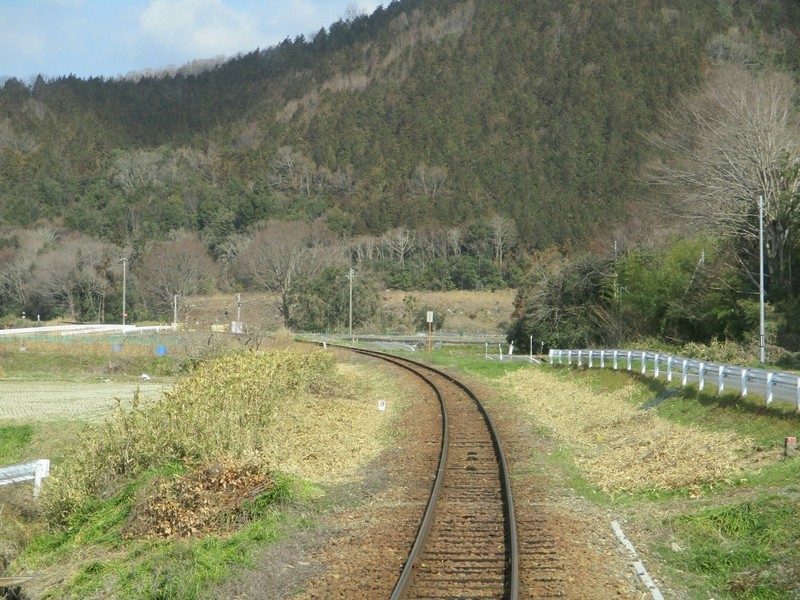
[759, 194, 766, 364]
[349, 268, 354, 343]
[173, 295, 179, 327]
[119, 257, 128, 326]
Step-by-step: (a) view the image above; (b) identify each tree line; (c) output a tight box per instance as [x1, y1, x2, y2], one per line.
[0, 215, 523, 330]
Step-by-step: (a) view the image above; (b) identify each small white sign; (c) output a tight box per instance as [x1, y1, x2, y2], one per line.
[426, 311, 434, 323]
[378, 400, 386, 412]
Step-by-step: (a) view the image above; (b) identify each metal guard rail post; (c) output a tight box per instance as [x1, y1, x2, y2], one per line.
[0, 459, 50, 497]
[549, 349, 800, 413]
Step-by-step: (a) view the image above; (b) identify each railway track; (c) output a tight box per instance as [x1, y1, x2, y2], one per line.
[346, 347, 519, 600]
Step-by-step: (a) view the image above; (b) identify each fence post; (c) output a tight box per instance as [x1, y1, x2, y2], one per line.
[613, 350, 618, 370]
[588, 350, 593, 368]
[698, 362, 706, 391]
[666, 356, 673, 382]
[600, 351, 605, 368]
[718, 366, 725, 395]
[641, 352, 647, 375]
[796, 378, 800, 413]
[741, 369, 748, 396]
[33, 459, 50, 497]
[627, 351, 633, 370]
[654, 354, 660, 378]
[682, 360, 689, 386]
[766, 372, 775, 405]
[568, 350, 573, 365]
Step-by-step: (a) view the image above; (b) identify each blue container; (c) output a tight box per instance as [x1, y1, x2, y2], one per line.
[112, 344, 122, 352]
[156, 346, 167, 356]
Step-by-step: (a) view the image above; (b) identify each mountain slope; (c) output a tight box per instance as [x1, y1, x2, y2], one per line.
[1, 0, 798, 249]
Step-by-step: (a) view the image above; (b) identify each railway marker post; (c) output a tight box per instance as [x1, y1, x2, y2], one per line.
[785, 437, 797, 458]
[427, 310, 433, 354]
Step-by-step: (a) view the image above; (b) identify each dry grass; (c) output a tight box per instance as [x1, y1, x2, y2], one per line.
[263, 363, 405, 484]
[502, 368, 780, 494]
[41, 345, 410, 526]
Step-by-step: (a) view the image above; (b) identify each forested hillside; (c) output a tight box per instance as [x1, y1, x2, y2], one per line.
[1, 0, 799, 344]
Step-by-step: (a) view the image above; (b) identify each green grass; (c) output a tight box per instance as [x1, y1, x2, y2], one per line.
[17, 467, 306, 600]
[0, 424, 33, 463]
[49, 514, 292, 600]
[649, 385, 800, 448]
[0, 348, 184, 381]
[664, 498, 800, 599]
[420, 347, 534, 379]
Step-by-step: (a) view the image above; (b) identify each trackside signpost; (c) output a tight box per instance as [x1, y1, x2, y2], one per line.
[427, 311, 433, 354]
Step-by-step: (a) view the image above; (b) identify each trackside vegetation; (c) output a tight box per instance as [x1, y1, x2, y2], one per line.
[42, 349, 337, 523]
[5, 348, 353, 599]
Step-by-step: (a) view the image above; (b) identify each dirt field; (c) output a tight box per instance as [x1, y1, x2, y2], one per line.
[0, 380, 169, 423]
[380, 289, 515, 334]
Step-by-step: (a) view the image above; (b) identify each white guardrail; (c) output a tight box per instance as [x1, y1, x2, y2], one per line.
[0, 459, 50, 497]
[549, 349, 800, 412]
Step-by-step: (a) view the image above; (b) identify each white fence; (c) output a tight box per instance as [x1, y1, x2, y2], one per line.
[0, 324, 176, 336]
[0, 459, 50, 497]
[549, 349, 800, 412]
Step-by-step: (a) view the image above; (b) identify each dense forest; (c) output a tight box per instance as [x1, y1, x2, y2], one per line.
[1, 0, 800, 357]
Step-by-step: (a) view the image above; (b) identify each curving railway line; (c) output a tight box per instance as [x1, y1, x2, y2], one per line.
[344, 346, 519, 600]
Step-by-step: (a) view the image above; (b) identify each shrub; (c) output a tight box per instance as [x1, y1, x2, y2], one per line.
[43, 349, 337, 525]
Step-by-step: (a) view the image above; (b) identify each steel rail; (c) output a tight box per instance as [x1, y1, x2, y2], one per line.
[346, 346, 519, 600]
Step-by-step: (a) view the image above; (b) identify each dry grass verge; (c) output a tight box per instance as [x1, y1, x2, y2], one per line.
[502, 368, 779, 494]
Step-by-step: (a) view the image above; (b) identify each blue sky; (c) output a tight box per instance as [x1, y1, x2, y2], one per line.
[0, 0, 381, 81]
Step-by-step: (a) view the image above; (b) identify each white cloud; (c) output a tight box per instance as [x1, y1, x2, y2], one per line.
[140, 0, 265, 58]
[0, 0, 386, 80]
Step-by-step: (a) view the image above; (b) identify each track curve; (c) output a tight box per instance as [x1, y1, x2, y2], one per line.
[347, 347, 519, 600]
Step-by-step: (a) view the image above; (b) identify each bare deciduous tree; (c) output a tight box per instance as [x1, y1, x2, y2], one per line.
[646, 63, 800, 286]
[0, 227, 55, 309]
[409, 164, 448, 199]
[110, 148, 167, 191]
[350, 235, 380, 263]
[447, 227, 463, 257]
[268, 146, 315, 195]
[29, 234, 120, 322]
[139, 233, 217, 316]
[416, 226, 450, 266]
[488, 214, 519, 266]
[235, 221, 343, 325]
[0, 119, 37, 154]
[382, 227, 416, 266]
